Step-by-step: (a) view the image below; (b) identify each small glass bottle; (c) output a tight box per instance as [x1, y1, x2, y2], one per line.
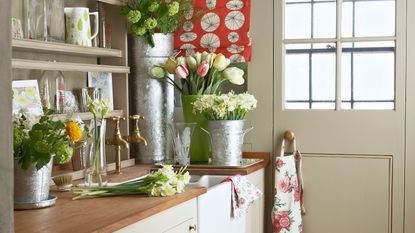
[39, 71, 51, 109]
[55, 71, 65, 113]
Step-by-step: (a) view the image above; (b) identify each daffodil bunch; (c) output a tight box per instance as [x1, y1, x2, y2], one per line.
[73, 165, 191, 200]
[121, 0, 195, 47]
[150, 52, 245, 95]
[13, 109, 74, 170]
[192, 92, 257, 120]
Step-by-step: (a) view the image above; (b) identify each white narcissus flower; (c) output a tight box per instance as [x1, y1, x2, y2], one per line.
[175, 64, 189, 79]
[213, 53, 230, 71]
[223, 67, 245, 85]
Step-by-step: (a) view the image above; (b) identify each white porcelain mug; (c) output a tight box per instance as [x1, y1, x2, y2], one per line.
[64, 7, 98, 47]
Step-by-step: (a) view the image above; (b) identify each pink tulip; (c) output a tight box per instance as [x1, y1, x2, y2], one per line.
[197, 61, 209, 77]
[175, 64, 189, 79]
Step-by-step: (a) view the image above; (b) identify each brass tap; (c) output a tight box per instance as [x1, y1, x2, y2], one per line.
[127, 115, 148, 146]
[105, 116, 129, 174]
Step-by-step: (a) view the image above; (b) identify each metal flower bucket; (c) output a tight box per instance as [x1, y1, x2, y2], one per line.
[128, 33, 174, 164]
[14, 158, 53, 205]
[203, 120, 253, 166]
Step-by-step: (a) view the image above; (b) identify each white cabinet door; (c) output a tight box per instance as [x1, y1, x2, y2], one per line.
[245, 168, 265, 233]
[115, 198, 197, 233]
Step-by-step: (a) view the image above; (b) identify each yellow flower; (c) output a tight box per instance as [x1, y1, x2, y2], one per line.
[17, 95, 28, 105]
[66, 121, 83, 143]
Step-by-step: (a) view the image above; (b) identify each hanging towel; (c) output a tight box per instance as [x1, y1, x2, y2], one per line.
[222, 175, 262, 218]
[272, 138, 306, 233]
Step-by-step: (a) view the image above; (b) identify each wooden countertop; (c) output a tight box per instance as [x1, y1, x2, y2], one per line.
[14, 152, 270, 233]
[14, 166, 207, 233]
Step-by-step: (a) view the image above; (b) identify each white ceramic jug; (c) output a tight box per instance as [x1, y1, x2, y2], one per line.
[64, 7, 98, 47]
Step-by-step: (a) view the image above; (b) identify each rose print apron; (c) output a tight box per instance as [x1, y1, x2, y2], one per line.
[272, 138, 306, 233]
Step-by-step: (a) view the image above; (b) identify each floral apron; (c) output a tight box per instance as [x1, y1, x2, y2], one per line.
[272, 138, 306, 233]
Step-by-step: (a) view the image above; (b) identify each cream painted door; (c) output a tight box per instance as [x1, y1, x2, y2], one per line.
[274, 1, 406, 233]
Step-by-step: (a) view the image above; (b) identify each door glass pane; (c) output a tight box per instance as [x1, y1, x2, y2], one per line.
[342, 0, 395, 37]
[285, 43, 336, 110]
[285, 0, 336, 39]
[341, 42, 395, 110]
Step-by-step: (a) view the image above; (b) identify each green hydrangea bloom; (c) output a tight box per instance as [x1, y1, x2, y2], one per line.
[167, 1, 180, 16]
[144, 18, 158, 30]
[148, 2, 160, 12]
[131, 24, 147, 36]
[13, 127, 24, 151]
[127, 10, 142, 24]
[54, 141, 73, 164]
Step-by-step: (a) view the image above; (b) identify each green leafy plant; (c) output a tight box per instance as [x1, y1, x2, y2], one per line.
[13, 109, 74, 170]
[121, 0, 196, 47]
[192, 92, 258, 120]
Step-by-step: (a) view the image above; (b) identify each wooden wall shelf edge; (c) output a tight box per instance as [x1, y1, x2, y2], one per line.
[12, 59, 130, 74]
[12, 39, 122, 58]
[97, 0, 127, 6]
[52, 110, 124, 121]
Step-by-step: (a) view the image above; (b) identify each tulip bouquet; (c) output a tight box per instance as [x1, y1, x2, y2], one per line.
[150, 52, 245, 95]
[192, 92, 257, 120]
[73, 165, 191, 199]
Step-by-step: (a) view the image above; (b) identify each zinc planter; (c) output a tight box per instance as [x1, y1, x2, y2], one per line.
[14, 158, 54, 209]
[204, 120, 253, 166]
[128, 33, 174, 164]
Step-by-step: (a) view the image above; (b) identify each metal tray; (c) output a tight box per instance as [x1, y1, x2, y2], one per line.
[14, 195, 57, 210]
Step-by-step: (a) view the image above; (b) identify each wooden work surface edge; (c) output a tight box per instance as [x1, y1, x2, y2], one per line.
[14, 166, 206, 233]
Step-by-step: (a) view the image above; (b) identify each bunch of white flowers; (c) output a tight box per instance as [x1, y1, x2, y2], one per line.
[192, 92, 257, 120]
[73, 165, 191, 199]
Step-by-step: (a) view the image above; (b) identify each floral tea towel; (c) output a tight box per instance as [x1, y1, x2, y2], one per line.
[222, 175, 262, 218]
[272, 139, 305, 233]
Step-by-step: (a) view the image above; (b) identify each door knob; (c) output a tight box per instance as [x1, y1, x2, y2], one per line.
[189, 224, 197, 232]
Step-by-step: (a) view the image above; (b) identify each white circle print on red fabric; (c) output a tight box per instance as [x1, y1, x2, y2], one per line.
[206, 0, 216, 10]
[183, 21, 194, 32]
[200, 33, 220, 52]
[225, 11, 245, 30]
[227, 44, 245, 54]
[180, 43, 196, 56]
[180, 32, 197, 42]
[230, 54, 246, 63]
[226, 0, 244, 10]
[228, 32, 239, 43]
[201, 12, 220, 32]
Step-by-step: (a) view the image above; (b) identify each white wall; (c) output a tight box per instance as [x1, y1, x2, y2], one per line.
[0, 0, 14, 232]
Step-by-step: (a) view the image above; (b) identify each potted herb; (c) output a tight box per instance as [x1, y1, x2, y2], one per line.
[13, 109, 82, 208]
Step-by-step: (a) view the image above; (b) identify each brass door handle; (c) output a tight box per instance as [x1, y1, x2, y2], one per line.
[189, 224, 197, 232]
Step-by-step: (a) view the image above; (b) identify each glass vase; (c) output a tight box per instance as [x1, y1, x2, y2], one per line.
[169, 122, 197, 166]
[25, 0, 46, 40]
[84, 118, 107, 187]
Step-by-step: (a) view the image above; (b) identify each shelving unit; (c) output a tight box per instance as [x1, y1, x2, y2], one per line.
[12, 39, 123, 58]
[12, 59, 130, 73]
[11, 0, 131, 175]
[52, 110, 124, 121]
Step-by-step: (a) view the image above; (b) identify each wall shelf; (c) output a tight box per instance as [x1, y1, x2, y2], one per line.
[97, 0, 126, 6]
[12, 39, 123, 58]
[12, 59, 130, 73]
[52, 110, 124, 121]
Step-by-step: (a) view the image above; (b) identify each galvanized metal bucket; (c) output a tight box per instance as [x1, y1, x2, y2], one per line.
[14, 158, 53, 204]
[203, 120, 253, 166]
[128, 33, 174, 164]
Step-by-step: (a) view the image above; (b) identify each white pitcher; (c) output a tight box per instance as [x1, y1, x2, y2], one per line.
[64, 7, 98, 47]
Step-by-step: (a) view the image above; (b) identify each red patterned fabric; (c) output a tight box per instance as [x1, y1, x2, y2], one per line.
[174, 0, 252, 62]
